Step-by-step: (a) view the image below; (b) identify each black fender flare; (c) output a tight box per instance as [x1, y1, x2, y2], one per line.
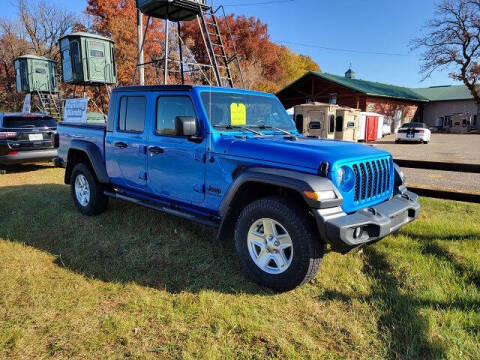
[65, 140, 109, 184]
[219, 167, 342, 218]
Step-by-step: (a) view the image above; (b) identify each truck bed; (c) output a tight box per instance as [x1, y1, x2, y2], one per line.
[57, 122, 106, 164]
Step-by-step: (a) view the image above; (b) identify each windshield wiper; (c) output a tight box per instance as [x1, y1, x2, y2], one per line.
[213, 124, 263, 136]
[253, 124, 293, 135]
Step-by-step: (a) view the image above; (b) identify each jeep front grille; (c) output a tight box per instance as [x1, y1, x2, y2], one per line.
[353, 158, 392, 202]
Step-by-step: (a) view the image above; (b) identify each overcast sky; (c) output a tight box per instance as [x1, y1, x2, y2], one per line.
[1, 0, 461, 88]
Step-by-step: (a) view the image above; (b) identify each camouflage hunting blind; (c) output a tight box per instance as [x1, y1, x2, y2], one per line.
[14, 55, 58, 93]
[136, 0, 208, 21]
[59, 32, 117, 85]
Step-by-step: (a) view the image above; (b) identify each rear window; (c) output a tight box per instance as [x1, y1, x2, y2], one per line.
[1, 116, 57, 129]
[402, 122, 426, 129]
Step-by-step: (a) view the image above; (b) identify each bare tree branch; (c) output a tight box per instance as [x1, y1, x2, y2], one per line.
[412, 0, 480, 105]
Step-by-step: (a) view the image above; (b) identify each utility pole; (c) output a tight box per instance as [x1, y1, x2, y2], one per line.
[137, 9, 145, 85]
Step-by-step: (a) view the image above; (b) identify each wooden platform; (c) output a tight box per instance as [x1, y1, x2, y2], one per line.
[136, 0, 210, 21]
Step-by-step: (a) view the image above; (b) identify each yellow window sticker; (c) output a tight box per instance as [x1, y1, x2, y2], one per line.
[230, 103, 246, 125]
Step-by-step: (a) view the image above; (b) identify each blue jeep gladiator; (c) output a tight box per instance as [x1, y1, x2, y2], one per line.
[56, 85, 420, 291]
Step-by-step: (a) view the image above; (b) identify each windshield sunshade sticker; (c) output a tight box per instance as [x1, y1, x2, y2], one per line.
[230, 103, 246, 126]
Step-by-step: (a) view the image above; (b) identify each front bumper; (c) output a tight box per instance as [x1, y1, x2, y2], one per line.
[314, 190, 420, 253]
[0, 149, 58, 165]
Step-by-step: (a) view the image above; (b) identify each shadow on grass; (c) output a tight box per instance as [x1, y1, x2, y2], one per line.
[0, 163, 53, 174]
[401, 230, 480, 242]
[362, 248, 446, 359]
[419, 241, 480, 288]
[0, 184, 270, 295]
[317, 247, 449, 359]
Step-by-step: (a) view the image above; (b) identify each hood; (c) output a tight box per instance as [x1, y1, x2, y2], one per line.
[213, 135, 391, 170]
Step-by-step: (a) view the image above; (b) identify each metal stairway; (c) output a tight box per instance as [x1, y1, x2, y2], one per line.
[36, 91, 63, 121]
[197, 5, 244, 88]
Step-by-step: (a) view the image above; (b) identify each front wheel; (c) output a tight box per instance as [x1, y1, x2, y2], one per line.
[234, 197, 323, 292]
[70, 163, 109, 216]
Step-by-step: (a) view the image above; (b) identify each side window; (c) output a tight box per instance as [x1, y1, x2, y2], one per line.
[295, 114, 303, 133]
[156, 96, 196, 136]
[336, 116, 344, 132]
[118, 96, 145, 133]
[21, 61, 28, 90]
[111, 47, 117, 77]
[90, 49, 104, 57]
[328, 115, 335, 133]
[71, 41, 83, 77]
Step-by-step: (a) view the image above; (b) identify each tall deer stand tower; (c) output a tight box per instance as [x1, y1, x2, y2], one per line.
[134, 0, 245, 88]
[59, 32, 117, 119]
[14, 55, 63, 120]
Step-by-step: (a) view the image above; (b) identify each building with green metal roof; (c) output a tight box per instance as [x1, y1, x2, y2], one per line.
[276, 70, 479, 130]
[412, 85, 477, 128]
[412, 85, 473, 102]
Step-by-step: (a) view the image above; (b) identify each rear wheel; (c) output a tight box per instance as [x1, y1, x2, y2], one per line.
[70, 163, 108, 215]
[234, 196, 323, 292]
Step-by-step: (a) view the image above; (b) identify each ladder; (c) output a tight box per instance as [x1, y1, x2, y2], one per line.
[197, 5, 245, 88]
[36, 91, 63, 121]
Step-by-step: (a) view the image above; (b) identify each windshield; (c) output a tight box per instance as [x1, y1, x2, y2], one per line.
[402, 122, 426, 128]
[200, 91, 295, 131]
[2, 116, 57, 129]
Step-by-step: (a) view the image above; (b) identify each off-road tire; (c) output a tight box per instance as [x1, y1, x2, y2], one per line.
[70, 163, 108, 216]
[234, 196, 323, 292]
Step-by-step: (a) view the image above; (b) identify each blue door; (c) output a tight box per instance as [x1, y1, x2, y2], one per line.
[105, 94, 147, 190]
[147, 95, 206, 204]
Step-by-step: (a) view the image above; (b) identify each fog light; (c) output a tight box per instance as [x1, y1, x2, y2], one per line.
[353, 227, 362, 239]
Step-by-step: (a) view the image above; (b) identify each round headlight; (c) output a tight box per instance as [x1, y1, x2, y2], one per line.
[336, 167, 345, 185]
[336, 166, 355, 192]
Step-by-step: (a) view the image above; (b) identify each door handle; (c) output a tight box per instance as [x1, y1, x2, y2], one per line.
[148, 146, 164, 154]
[114, 141, 128, 149]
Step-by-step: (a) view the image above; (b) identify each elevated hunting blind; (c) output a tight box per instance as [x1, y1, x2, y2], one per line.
[134, 0, 244, 89]
[59, 32, 117, 85]
[14, 55, 58, 93]
[136, 0, 208, 21]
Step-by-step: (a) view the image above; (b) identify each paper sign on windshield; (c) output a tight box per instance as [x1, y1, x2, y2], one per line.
[230, 103, 246, 126]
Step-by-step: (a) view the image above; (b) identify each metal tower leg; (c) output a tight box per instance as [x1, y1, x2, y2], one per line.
[178, 22, 184, 85]
[164, 18, 169, 85]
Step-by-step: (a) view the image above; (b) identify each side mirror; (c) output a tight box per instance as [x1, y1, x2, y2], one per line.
[175, 116, 198, 138]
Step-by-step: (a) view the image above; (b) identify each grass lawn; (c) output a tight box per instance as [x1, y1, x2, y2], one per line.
[0, 164, 479, 359]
